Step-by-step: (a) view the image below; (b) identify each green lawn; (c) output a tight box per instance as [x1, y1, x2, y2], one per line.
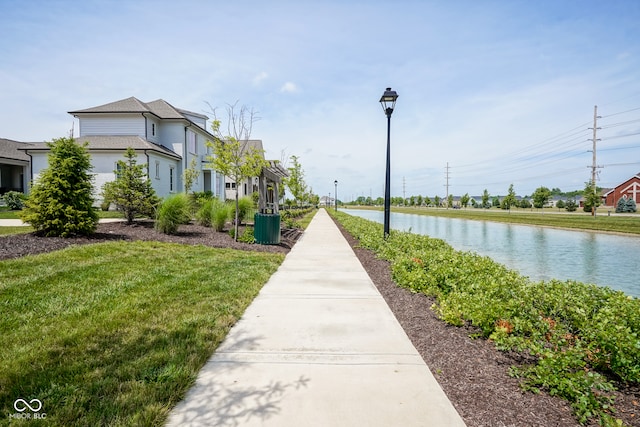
[0, 209, 124, 220]
[349, 206, 640, 235]
[0, 241, 284, 426]
[0, 226, 32, 236]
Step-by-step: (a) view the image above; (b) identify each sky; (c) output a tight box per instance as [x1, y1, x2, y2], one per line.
[2, 0, 640, 201]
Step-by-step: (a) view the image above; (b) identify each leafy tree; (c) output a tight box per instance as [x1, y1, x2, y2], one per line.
[206, 103, 268, 241]
[102, 147, 159, 225]
[416, 195, 423, 206]
[555, 199, 565, 209]
[20, 137, 98, 237]
[434, 195, 441, 207]
[183, 157, 200, 193]
[492, 196, 501, 207]
[501, 184, 517, 211]
[583, 180, 601, 215]
[424, 196, 432, 207]
[447, 194, 454, 208]
[520, 198, 532, 209]
[481, 189, 490, 209]
[284, 155, 308, 206]
[532, 186, 551, 209]
[460, 193, 470, 208]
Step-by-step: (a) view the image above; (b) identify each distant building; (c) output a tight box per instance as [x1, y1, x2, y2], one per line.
[0, 138, 31, 194]
[603, 173, 640, 207]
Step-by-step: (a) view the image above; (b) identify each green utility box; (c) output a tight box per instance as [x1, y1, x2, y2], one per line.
[254, 213, 281, 245]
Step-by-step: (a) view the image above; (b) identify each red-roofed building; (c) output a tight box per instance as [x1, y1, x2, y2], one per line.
[603, 173, 640, 206]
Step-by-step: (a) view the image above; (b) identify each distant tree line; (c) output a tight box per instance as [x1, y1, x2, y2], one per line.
[346, 183, 609, 213]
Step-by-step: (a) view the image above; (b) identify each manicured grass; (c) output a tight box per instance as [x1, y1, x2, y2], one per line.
[350, 206, 640, 235]
[0, 209, 19, 219]
[0, 226, 32, 236]
[0, 209, 124, 220]
[0, 241, 283, 426]
[298, 208, 317, 229]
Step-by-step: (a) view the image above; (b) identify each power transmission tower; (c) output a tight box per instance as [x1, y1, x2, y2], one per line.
[444, 162, 450, 208]
[588, 105, 603, 216]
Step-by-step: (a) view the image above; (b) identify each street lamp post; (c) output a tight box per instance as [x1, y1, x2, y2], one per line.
[334, 180, 338, 211]
[379, 87, 398, 239]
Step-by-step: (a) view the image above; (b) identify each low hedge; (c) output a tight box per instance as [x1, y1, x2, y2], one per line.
[332, 210, 639, 426]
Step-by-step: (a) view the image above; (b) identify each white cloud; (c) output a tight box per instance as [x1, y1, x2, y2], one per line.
[280, 82, 298, 93]
[253, 71, 268, 86]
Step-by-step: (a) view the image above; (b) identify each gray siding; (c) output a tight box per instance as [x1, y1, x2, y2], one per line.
[80, 115, 145, 137]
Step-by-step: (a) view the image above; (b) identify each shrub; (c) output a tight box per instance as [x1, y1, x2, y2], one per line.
[229, 226, 255, 243]
[212, 201, 230, 232]
[2, 191, 26, 210]
[20, 137, 98, 237]
[230, 196, 254, 225]
[196, 198, 214, 227]
[155, 193, 191, 235]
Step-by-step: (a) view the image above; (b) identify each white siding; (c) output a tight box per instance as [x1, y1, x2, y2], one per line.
[79, 115, 146, 137]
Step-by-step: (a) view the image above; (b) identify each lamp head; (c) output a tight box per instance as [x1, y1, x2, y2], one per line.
[379, 87, 398, 116]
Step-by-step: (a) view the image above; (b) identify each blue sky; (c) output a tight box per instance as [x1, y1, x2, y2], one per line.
[2, 0, 640, 200]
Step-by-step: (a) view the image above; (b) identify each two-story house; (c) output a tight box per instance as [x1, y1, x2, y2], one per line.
[22, 96, 225, 202]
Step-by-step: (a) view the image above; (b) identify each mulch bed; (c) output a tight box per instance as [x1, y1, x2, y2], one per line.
[2, 216, 638, 426]
[0, 220, 300, 261]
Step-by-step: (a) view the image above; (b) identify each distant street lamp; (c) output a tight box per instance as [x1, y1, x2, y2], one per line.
[334, 180, 338, 211]
[379, 87, 398, 239]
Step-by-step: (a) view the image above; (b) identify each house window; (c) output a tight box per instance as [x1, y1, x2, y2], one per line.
[225, 182, 236, 189]
[115, 162, 123, 178]
[155, 161, 160, 179]
[169, 167, 175, 192]
[152, 123, 156, 136]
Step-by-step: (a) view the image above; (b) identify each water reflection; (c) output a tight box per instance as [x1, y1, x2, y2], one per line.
[343, 209, 640, 297]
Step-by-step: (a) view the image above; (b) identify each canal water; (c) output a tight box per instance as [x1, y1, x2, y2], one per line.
[342, 209, 640, 297]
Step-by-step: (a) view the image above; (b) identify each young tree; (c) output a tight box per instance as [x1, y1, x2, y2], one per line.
[206, 103, 267, 241]
[460, 193, 470, 208]
[284, 155, 308, 206]
[102, 147, 159, 225]
[583, 180, 601, 215]
[20, 136, 98, 237]
[565, 198, 577, 212]
[501, 184, 517, 212]
[481, 189, 490, 209]
[183, 157, 200, 194]
[532, 186, 551, 209]
[447, 194, 454, 208]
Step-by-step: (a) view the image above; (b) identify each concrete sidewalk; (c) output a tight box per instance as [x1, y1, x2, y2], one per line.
[166, 209, 466, 427]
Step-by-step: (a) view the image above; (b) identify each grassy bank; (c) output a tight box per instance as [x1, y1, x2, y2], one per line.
[347, 206, 640, 235]
[0, 241, 283, 426]
[331, 210, 639, 426]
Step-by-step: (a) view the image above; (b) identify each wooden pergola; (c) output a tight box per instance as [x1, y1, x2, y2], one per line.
[257, 160, 288, 214]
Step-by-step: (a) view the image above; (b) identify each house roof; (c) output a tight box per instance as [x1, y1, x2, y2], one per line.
[21, 136, 182, 160]
[0, 138, 33, 162]
[603, 173, 640, 196]
[69, 96, 210, 121]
